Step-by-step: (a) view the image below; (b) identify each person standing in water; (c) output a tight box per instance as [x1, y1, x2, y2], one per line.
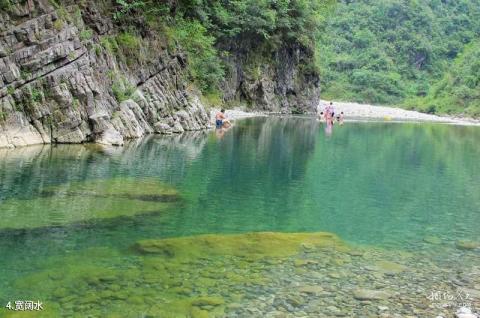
[324, 102, 335, 125]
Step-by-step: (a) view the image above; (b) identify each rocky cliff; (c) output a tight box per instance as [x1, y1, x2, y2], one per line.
[220, 39, 320, 114]
[0, 0, 211, 148]
[0, 0, 321, 149]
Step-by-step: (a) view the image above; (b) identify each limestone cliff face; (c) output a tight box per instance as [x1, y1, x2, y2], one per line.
[0, 0, 210, 148]
[220, 39, 320, 114]
[0, 1, 321, 149]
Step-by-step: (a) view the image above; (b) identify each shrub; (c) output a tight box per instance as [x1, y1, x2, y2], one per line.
[53, 19, 64, 31]
[112, 76, 136, 103]
[79, 29, 93, 41]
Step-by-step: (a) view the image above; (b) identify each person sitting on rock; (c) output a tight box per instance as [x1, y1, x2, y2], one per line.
[215, 109, 231, 128]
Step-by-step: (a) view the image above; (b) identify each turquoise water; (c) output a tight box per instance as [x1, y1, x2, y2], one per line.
[0, 117, 479, 316]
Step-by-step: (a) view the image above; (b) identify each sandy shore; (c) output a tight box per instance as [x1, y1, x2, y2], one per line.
[320, 100, 480, 125]
[211, 102, 480, 126]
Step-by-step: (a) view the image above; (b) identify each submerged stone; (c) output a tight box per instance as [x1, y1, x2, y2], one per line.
[423, 236, 442, 244]
[0, 178, 179, 230]
[297, 285, 324, 295]
[455, 240, 480, 250]
[133, 232, 348, 260]
[191, 296, 225, 307]
[353, 289, 392, 300]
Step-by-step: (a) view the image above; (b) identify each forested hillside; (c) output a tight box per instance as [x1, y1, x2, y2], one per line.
[405, 41, 480, 116]
[318, 0, 480, 116]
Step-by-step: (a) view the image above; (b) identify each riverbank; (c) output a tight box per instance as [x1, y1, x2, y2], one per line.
[209, 108, 265, 123]
[322, 100, 480, 125]
[211, 102, 480, 126]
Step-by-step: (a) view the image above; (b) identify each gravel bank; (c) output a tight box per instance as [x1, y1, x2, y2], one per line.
[210, 108, 265, 124]
[320, 100, 480, 125]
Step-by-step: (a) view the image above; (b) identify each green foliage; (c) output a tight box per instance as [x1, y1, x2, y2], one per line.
[173, 0, 335, 49]
[72, 98, 80, 110]
[100, 36, 119, 55]
[405, 41, 480, 117]
[116, 32, 140, 50]
[53, 19, 64, 31]
[49, 0, 60, 9]
[20, 70, 31, 80]
[6, 86, 15, 95]
[14, 102, 23, 112]
[79, 29, 93, 41]
[112, 75, 136, 102]
[31, 88, 43, 103]
[113, 0, 145, 21]
[166, 18, 225, 93]
[319, 0, 480, 110]
[93, 44, 102, 56]
[200, 91, 223, 108]
[0, 0, 12, 11]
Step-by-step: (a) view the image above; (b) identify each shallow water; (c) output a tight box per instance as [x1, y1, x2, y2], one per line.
[0, 117, 479, 317]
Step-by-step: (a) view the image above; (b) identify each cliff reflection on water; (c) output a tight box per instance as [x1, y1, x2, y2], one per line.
[1, 117, 479, 247]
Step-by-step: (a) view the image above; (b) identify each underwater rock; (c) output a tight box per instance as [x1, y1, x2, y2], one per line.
[286, 294, 304, 307]
[353, 289, 392, 300]
[455, 240, 480, 250]
[347, 250, 365, 257]
[424, 236, 442, 244]
[134, 232, 348, 260]
[191, 296, 225, 307]
[297, 286, 324, 295]
[374, 260, 407, 275]
[0, 178, 179, 230]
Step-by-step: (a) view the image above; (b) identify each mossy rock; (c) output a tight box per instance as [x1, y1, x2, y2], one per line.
[191, 296, 224, 307]
[0, 178, 179, 230]
[134, 232, 348, 260]
[8, 232, 348, 317]
[456, 240, 480, 250]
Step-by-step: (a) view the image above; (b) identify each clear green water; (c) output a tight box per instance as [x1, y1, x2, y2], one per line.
[0, 117, 479, 316]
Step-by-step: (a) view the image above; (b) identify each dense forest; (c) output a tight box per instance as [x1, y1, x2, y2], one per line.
[319, 0, 480, 117]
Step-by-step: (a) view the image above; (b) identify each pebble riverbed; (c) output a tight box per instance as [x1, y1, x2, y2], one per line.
[225, 240, 480, 318]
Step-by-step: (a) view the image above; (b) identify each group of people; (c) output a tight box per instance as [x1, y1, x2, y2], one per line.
[318, 102, 344, 126]
[214, 102, 344, 138]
